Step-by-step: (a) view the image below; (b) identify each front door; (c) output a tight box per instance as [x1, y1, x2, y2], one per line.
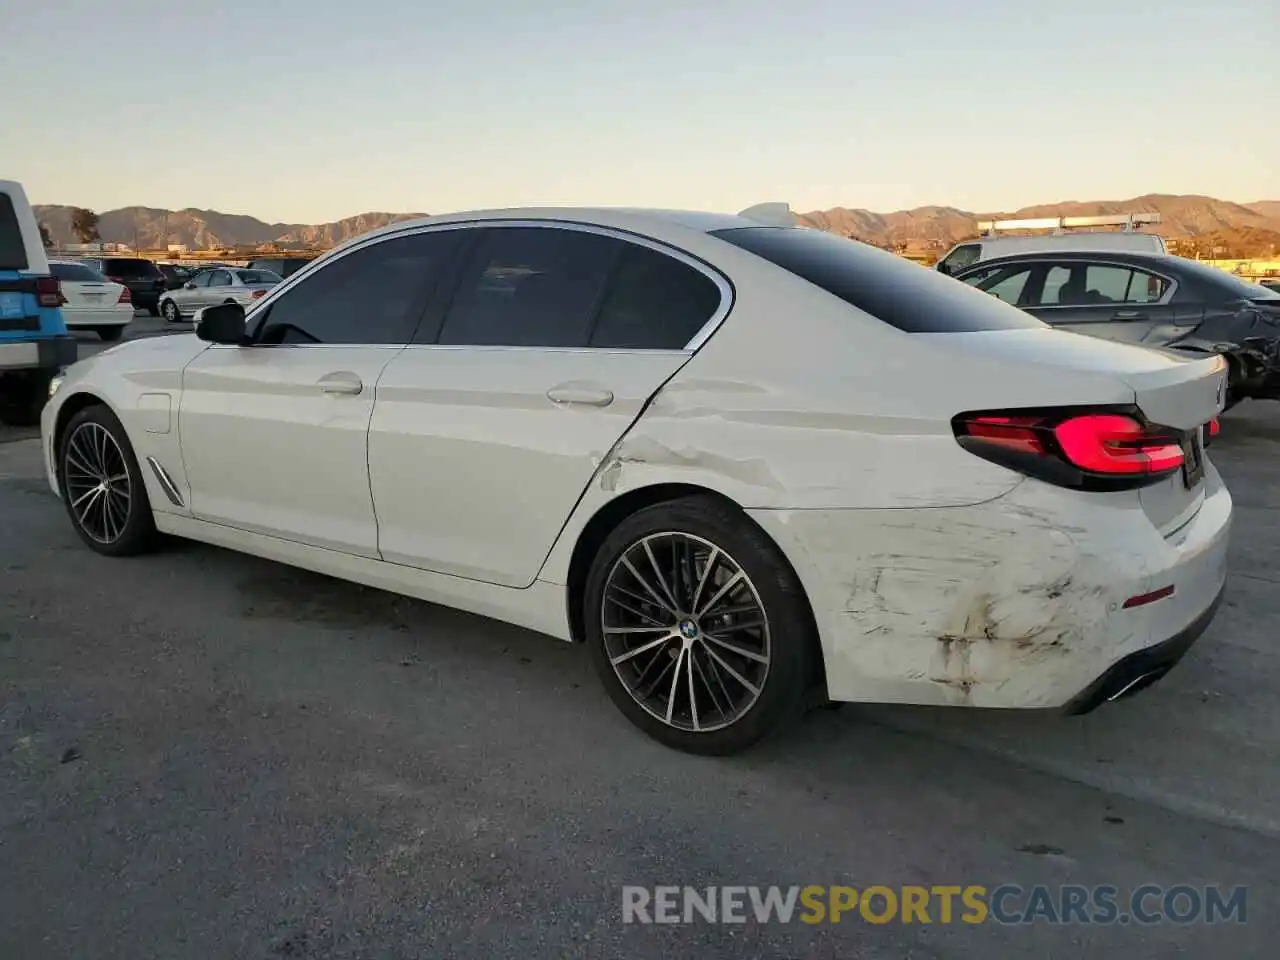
[368, 224, 728, 587]
[177, 228, 464, 557]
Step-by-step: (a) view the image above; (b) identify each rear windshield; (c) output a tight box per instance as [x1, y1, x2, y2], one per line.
[51, 262, 107, 282]
[1174, 258, 1280, 301]
[711, 227, 1046, 333]
[236, 269, 281, 284]
[104, 258, 162, 278]
[0, 193, 29, 271]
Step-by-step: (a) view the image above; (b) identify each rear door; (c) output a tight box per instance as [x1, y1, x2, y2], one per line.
[0, 183, 65, 361]
[368, 223, 727, 586]
[1023, 260, 1177, 344]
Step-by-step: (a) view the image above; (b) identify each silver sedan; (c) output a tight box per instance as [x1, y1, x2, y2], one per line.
[159, 268, 282, 323]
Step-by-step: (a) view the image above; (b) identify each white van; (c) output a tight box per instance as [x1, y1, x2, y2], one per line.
[935, 214, 1167, 275]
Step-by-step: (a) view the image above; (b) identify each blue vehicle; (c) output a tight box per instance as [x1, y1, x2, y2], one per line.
[0, 179, 76, 425]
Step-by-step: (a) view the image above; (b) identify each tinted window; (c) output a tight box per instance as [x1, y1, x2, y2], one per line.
[254, 231, 458, 345]
[938, 243, 981, 276]
[0, 193, 27, 270]
[962, 264, 1034, 305]
[104, 258, 162, 278]
[1036, 263, 1169, 306]
[190, 271, 212, 288]
[50, 262, 107, 282]
[210, 270, 232, 287]
[236, 269, 280, 284]
[437, 227, 618, 347]
[587, 243, 721, 350]
[713, 227, 1044, 333]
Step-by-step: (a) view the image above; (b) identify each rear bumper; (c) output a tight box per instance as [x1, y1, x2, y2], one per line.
[748, 463, 1232, 709]
[62, 308, 133, 328]
[1064, 584, 1224, 713]
[0, 335, 76, 371]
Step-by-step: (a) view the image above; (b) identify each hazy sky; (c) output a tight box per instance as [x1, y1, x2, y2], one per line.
[2, 0, 1275, 222]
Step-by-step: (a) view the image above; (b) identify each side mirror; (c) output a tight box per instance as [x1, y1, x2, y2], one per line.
[195, 302, 247, 345]
[184, 281, 196, 289]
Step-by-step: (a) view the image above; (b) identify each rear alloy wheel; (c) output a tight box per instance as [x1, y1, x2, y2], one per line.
[584, 496, 815, 755]
[162, 300, 181, 324]
[95, 325, 124, 342]
[58, 406, 157, 556]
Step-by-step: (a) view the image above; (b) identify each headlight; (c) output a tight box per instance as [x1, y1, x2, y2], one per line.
[48, 373, 65, 398]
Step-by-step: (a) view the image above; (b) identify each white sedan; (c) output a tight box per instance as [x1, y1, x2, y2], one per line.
[49, 260, 134, 341]
[40, 205, 1232, 754]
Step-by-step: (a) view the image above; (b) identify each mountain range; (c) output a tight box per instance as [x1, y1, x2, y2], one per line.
[33, 194, 1280, 255]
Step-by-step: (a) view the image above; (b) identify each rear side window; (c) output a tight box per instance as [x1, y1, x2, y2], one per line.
[253, 230, 460, 345]
[589, 243, 722, 349]
[105, 258, 162, 278]
[50, 262, 106, 282]
[0, 193, 29, 271]
[436, 227, 619, 347]
[713, 227, 1044, 333]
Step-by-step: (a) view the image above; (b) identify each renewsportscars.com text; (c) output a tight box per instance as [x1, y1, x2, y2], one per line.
[621, 884, 1247, 926]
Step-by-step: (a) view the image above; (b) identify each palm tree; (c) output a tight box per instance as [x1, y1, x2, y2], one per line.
[38, 223, 53, 249]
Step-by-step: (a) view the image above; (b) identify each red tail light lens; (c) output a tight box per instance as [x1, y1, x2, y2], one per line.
[1053, 414, 1184, 475]
[35, 276, 62, 308]
[117, 286, 132, 304]
[954, 408, 1193, 490]
[1208, 417, 1220, 437]
[250, 289, 267, 299]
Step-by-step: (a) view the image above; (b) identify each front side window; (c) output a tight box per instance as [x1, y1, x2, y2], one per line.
[589, 243, 722, 349]
[938, 243, 982, 276]
[961, 264, 1034, 306]
[210, 270, 232, 287]
[190, 271, 212, 288]
[253, 230, 460, 345]
[436, 227, 619, 347]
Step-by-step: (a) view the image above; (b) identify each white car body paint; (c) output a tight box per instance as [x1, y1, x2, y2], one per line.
[41, 206, 1232, 712]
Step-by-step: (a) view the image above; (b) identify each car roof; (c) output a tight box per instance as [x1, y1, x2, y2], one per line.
[957, 250, 1188, 272]
[339, 206, 782, 252]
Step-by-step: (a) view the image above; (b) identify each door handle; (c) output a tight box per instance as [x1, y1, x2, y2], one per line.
[317, 372, 363, 396]
[1113, 310, 1142, 320]
[546, 383, 614, 407]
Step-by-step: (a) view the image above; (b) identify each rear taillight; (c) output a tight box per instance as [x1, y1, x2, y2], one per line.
[1204, 417, 1220, 448]
[117, 286, 132, 304]
[35, 276, 62, 308]
[250, 289, 267, 299]
[954, 408, 1190, 491]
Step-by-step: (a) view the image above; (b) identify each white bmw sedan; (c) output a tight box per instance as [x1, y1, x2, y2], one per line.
[40, 206, 1232, 754]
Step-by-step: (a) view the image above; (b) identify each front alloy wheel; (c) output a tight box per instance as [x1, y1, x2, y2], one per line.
[59, 406, 157, 556]
[585, 496, 815, 755]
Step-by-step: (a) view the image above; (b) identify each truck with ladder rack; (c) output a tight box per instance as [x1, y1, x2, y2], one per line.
[936, 213, 1166, 275]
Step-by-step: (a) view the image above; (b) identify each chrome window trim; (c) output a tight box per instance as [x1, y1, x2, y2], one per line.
[243, 217, 735, 352]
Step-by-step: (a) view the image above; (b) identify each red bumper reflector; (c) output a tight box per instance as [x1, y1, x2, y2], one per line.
[1122, 585, 1176, 610]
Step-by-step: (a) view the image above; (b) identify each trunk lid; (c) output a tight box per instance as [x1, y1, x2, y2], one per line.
[932, 328, 1226, 535]
[60, 279, 122, 310]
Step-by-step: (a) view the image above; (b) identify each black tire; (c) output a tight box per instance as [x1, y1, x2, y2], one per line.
[584, 495, 816, 755]
[146, 303, 160, 317]
[57, 404, 157, 557]
[95, 326, 125, 342]
[161, 300, 181, 324]
[0, 370, 51, 427]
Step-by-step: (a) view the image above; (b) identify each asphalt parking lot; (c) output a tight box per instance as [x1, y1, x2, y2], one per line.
[2, 320, 1278, 958]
